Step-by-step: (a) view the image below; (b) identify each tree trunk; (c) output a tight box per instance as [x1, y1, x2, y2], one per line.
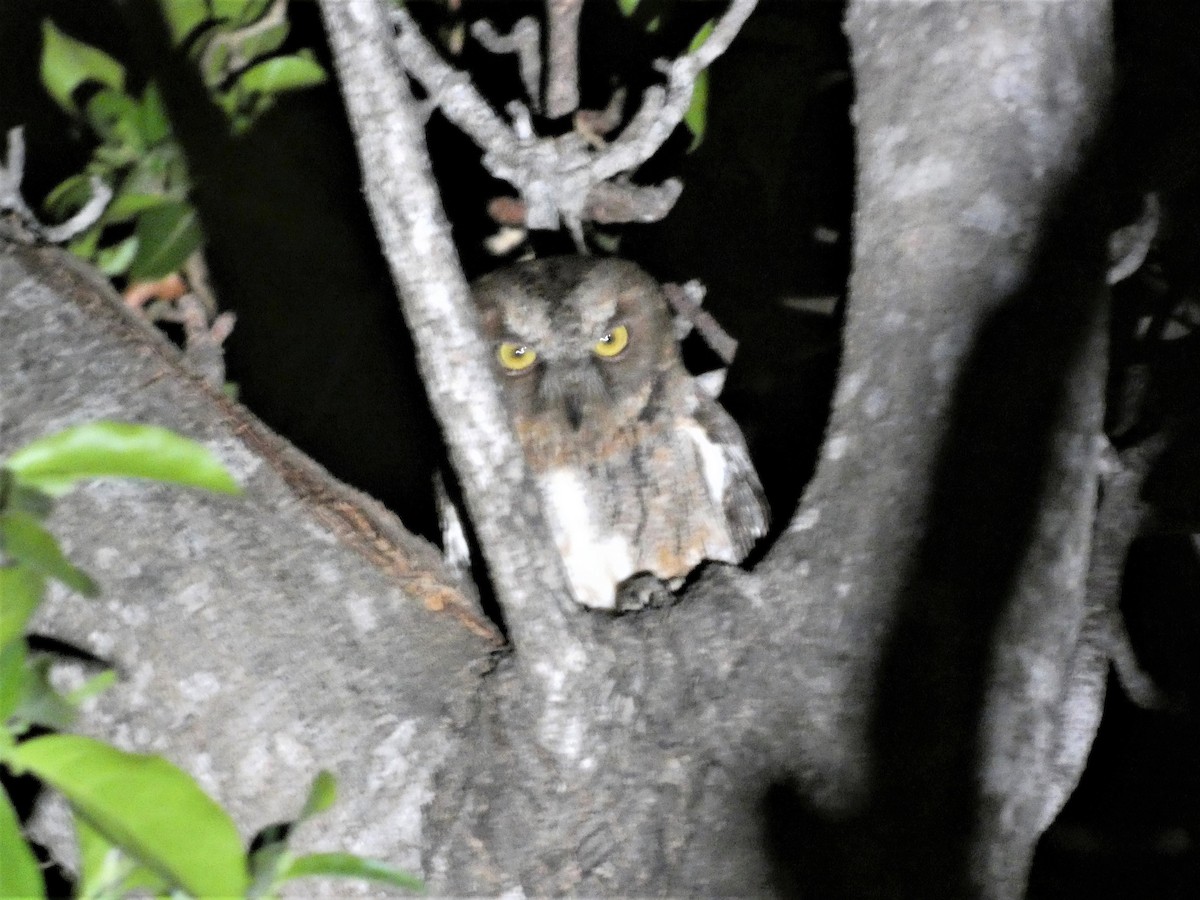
[2, 1, 1118, 897]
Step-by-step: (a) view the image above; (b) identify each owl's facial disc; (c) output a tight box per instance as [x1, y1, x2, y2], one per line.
[538, 362, 609, 431]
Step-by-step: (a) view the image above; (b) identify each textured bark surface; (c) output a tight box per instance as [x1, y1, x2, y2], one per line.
[2, 0, 1119, 897]
[0, 243, 495, 891]
[420, 1, 1118, 896]
[758, 3, 1116, 896]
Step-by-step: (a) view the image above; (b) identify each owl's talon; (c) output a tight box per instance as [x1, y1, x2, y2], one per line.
[615, 573, 675, 612]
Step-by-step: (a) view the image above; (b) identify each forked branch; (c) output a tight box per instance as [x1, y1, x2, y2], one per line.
[390, 0, 759, 239]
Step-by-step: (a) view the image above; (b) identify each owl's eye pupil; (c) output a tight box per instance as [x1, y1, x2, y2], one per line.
[498, 341, 537, 371]
[593, 323, 629, 358]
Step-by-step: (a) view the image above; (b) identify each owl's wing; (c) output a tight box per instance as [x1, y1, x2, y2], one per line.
[691, 395, 770, 560]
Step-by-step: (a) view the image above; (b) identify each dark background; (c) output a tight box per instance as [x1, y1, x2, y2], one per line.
[2, 1, 1198, 896]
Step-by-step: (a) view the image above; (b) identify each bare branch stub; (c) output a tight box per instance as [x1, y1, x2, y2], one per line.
[664, 280, 739, 365]
[544, 0, 583, 119]
[390, 0, 759, 236]
[471, 16, 542, 111]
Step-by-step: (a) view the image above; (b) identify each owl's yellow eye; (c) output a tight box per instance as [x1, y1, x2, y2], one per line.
[594, 324, 629, 358]
[497, 342, 537, 371]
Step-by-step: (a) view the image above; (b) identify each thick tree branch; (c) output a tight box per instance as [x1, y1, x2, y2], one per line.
[3, 240, 495, 878]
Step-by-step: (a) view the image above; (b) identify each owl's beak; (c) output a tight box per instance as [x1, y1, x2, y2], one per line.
[540, 365, 604, 431]
[564, 393, 584, 431]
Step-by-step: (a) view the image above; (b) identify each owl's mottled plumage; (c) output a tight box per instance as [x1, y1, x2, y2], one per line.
[472, 256, 768, 609]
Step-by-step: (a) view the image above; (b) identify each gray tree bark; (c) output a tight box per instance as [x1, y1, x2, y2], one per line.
[1, 0, 1118, 897]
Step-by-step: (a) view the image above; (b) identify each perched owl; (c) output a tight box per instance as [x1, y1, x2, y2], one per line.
[470, 256, 769, 610]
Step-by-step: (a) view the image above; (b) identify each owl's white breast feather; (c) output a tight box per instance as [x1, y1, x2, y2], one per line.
[540, 467, 635, 609]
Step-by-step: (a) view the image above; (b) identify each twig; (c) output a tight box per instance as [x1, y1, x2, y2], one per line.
[200, 0, 289, 82]
[664, 280, 738, 365]
[590, 0, 759, 181]
[574, 87, 626, 148]
[544, 0, 583, 118]
[1106, 192, 1160, 285]
[471, 17, 541, 111]
[390, 0, 759, 236]
[1084, 434, 1169, 709]
[1, 127, 110, 244]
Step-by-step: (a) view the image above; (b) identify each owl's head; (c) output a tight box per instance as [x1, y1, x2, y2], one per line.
[472, 256, 680, 433]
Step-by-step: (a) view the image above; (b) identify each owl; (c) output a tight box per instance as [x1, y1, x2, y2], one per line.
[470, 256, 769, 610]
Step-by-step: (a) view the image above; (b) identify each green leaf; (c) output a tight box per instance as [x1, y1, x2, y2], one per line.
[109, 190, 172, 224]
[280, 853, 424, 893]
[0, 567, 44, 651]
[236, 54, 327, 96]
[617, 0, 640, 15]
[0, 786, 46, 900]
[246, 824, 291, 899]
[0, 638, 30, 722]
[299, 770, 337, 821]
[95, 235, 140, 276]
[92, 141, 138, 171]
[120, 144, 189, 201]
[10, 735, 249, 898]
[136, 83, 172, 145]
[0, 512, 98, 597]
[213, 0, 273, 28]
[0, 479, 54, 522]
[159, 0, 214, 47]
[684, 69, 708, 150]
[43, 173, 94, 218]
[64, 669, 116, 707]
[232, 20, 290, 68]
[682, 20, 715, 150]
[6, 422, 240, 496]
[84, 88, 143, 151]
[41, 20, 126, 114]
[77, 816, 170, 899]
[66, 222, 103, 263]
[128, 200, 203, 280]
[201, 40, 232, 88]
[11, 656, 77, 732]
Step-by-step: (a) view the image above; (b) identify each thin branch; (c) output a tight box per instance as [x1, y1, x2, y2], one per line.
[2, 127, 111, 243]
[663, 279, 738, 364]
[584, 177, 682, 223]
[199, 0, 289, 80]
[392, 8, 520, 159]
[471, 16, 541, 111]
[1106, 192, 1160, 285]
[574, 87, 626, 148]
[390, 0, 758, 235]
[1084, 434, 1169, 708]
[591, 0, 759, 181]
[318, 0, 584, 690]
[544, 0, 583, 118]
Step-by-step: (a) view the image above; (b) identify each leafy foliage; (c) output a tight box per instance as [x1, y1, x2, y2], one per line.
[38, 0, 327, 282]
[0, 423, 419, 898]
